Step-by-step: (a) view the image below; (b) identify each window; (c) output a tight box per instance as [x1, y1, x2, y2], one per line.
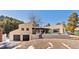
[23, 35, 29, 41]
[13, 35, 20, 41]
[21, 28, 24, 31]
[53, 29, 59, 33]
[26, 28, 29, 31]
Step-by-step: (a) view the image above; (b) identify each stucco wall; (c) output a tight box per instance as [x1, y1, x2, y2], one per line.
[45, 24, 64, 34]
[9, 23, 33, 41]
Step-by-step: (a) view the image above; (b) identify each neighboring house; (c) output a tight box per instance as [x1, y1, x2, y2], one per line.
[0, 27, 3, 42]
[45, 24, 64, 34]
[9, 21, 64, 41]
[75, 27, 79, 30]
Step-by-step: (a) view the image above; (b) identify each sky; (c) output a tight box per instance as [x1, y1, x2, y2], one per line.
[0, 10, 79, 25]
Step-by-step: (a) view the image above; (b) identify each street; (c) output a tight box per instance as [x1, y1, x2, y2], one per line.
[0, 38, 79, 49]
[13, 39, 79, 49]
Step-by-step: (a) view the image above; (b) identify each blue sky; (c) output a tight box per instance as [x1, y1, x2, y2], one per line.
[0, 10, 79, 25]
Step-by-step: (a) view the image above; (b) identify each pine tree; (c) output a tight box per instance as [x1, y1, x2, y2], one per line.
[66, 12, 78, 34]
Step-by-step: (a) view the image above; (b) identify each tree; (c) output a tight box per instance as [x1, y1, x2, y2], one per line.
[0, 15, 24, 35]
[45, 23, 51, 27]
[29, 14, 41, 27]
[56, 23, 61, 25]
[65, 12, 78, 34]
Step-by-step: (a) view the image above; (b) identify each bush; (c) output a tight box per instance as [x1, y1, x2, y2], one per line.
[74, 30, 79, 36]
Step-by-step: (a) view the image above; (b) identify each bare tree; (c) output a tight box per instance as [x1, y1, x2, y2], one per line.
[29, 14, 42, 27]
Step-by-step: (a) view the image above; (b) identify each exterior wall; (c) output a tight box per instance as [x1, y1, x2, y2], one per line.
[75, 27, 79, 30]
[59, 24, 64, 34]
[9, 23, 33, 41]
[45, 24, 64, 34]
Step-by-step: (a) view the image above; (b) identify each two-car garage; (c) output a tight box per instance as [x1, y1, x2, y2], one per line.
[13, 35, 29, 41]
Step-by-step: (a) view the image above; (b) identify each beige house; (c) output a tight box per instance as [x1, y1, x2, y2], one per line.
[9, 21, 64, 41]
[45, 24, 64, 34]
[75, 27, 79, 30]
[9, 21, 35, 41]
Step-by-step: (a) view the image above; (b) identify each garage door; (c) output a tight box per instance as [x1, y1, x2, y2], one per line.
[23, 35, 29, 41]
[13, 35, 20, 41]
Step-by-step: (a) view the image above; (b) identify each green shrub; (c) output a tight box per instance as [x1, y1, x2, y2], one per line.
[74, 30, 79, 36]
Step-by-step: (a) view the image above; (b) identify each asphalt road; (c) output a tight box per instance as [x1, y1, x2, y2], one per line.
[0, 34, 79, 49]
[43, 34, 74, 39]
[14, 39, 79, 49]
